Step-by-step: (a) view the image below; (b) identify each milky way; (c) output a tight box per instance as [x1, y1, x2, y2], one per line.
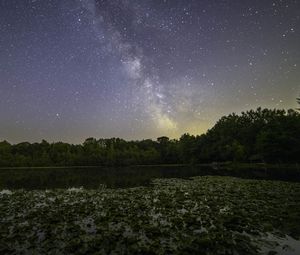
[0, 0, 299, 143]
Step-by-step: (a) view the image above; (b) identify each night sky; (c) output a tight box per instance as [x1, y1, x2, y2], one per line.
[0, 0, 299, 144]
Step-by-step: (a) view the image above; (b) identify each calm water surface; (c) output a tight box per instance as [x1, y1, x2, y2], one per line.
[0, 165, 299, 190]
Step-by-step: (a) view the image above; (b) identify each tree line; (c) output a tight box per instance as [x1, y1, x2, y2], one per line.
[0, 108, 299, 167]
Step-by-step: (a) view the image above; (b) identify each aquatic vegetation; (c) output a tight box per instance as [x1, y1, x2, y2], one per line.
[1, 176, 300, 254]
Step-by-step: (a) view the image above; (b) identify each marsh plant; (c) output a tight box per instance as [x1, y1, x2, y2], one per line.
[1, 176, 300, 254]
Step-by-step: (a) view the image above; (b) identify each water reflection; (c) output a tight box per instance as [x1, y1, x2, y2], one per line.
[0, 165, 299, 190]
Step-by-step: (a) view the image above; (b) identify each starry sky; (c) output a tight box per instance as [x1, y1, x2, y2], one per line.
[0, 0, 299, 144]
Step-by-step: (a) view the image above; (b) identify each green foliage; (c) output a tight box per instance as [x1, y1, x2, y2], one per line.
[196, 108, 300, 163]
[0, 108, 299, 167]
[1, 176, 300, 254]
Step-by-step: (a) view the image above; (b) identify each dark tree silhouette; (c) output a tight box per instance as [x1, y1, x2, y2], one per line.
[0, 108, 299, 167]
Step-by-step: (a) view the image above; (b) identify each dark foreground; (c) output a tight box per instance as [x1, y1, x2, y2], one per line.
[1, 176, 300, 254]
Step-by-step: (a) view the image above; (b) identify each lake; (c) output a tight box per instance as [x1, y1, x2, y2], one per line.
[1, 166, 300, 254]
[1, 164, 299, 190]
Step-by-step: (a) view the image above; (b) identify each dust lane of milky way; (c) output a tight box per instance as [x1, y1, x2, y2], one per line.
[0, 0, 299, 143]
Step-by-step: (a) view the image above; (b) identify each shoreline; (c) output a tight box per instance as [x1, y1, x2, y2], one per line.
[0, 162, 299, 170]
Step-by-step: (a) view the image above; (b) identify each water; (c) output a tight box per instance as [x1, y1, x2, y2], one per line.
[0, 165, 299, 190]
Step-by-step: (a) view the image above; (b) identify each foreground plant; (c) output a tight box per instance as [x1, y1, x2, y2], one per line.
[1, 176, 300, 254]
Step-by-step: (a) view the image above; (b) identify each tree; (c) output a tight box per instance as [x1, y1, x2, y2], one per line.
[178, 134, 197, 163]
[194, 108, 300, 163]
[0, 107, 299, 167]
[0, 141, 12, 166]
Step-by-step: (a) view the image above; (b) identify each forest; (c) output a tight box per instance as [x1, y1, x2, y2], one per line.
[0, 108, 299, 167]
